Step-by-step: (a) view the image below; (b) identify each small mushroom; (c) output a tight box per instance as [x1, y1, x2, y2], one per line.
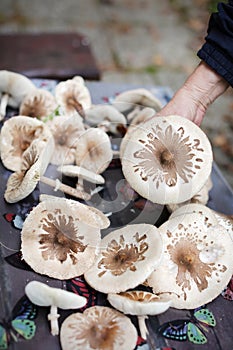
[0, 70, 36, 120]
[108, 291, 171, 339]
[0, 115, 53, 172]
[84, 223, 163, 293]
[85, 104, 127, 135]
[19, 88, 58, 120]
[75, 127, 113, 174]
[57, 164, 105, 197]
[25, 281, 87, 336]
[21, 198, 109, 279]
[112, 88, 162, 113]
[127, 106, 155, 124]
[147, 212, 233, 309]
[46, 114, 85, 165]
[60, 306, 138, 350]
[121, 115, 213, 204]
[4, 138, 54, 203]
[55, 76, 91, 117]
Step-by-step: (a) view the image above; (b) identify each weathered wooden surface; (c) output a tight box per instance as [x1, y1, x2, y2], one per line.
[0, 33, 100, 80]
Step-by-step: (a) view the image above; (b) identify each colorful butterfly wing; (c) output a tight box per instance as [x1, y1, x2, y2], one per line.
[13, 296, 37, 321]
[194, 308, 216, 327]
[187, 322, 207, 344]
[158, 320, 188, 341]
[66, 276, 97, 310]
[0, 325, 7, 350]
[11, 319, 36, 340]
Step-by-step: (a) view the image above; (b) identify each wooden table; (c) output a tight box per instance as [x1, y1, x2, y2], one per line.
[0, 81, 232, 350]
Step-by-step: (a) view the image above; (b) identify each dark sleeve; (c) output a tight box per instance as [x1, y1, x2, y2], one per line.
[197, 1, 233, 86]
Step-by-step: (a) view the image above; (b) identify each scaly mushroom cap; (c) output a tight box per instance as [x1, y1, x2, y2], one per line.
[108, 290, 171, 316]
[4, 138, 54, 203]
[147, 213, 233, 309]
[85, 104, 127, 135]
[0, 115, 53, 172]
[169, 203, 218, 226]
[121, 115, 213, 204]
[55, 76, 91, 116]
[19, 88, 58, 120]
[112, 88, 162, 113]
[75, 128, 113, 174]
[46, 115, 85, 165]
[21, 198, 106, 279]
[60, 306, 138, 350]
[84, 223, 163, 293]
[214, 211, 233, 241]
[0, 70, 36, 108]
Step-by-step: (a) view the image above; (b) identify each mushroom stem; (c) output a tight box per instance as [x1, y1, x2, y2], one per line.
[40, 176, 91, 200]
[48, 305, 60, 336]
[137, 315, 149, 340]
[0, 93, 9, 121]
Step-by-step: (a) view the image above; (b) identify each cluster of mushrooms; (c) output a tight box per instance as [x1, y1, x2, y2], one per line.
[1, 70, 233, 350]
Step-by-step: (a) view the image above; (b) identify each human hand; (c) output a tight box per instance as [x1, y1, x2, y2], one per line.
[156, 61, 229, 125]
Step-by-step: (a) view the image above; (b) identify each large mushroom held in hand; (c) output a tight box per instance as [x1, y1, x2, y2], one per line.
[121, 115, 213, 204]
[60, 306, 138, 350]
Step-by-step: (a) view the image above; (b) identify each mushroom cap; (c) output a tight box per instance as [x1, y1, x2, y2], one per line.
[169, 203, 218, 226]
[121, 115, 213, 204]
[57, 165, 105, 185]
[25, 281, 87, 309]
[46, 114, 85, 165]
[112, 88, 162, 113]
[75, 127, 113, 174]
[214, 211, 233, 241]
[0, 70, 36, 107]
[147, 213, 233, 309]
[21, 198, 106, 279]
[4, 138, 54, 203]
[84, 223, 163, 293]
[0, 115, 53, 171]
[60, 306, 138, 350]
[55, 76, 91, 116]
[85, 104, 127, 135]
[19, 88, 58, 119]
[108, 290, 171, 316]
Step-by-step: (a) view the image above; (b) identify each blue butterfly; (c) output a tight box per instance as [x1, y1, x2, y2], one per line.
[158, 307, 216, 345]
[0, 295, 37, 349]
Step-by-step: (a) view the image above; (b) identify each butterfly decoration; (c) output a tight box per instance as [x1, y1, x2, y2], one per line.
[221, 275, 233, 301]
[4, 251, 33, 272]
[3, 213, 24, 230]
[158, 307, 216, 345]
[66, 276, 97, 311]
[0, 295, 37, 349]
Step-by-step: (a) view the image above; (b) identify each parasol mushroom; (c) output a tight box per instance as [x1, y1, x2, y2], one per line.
[75, 127, 113, 174]
[25, 281, 87, 336]
[21, 198, 109, 279]
[127, 106, 155, 124]
[147, 212, 233, 309]
[4, 138, 54, 203]
[55, 76, 91, 117]
[108, 290, 171, 339]
[121, 115, 213, 204]
[0, 70, 36, 120]
[112, 88, 162, 113]
[19, 88, 58, 120]
[84, 223, 163, 294]
[0, 115, 53, 172]
[85, 104, 127, 135]
[60, 306, 138, 350]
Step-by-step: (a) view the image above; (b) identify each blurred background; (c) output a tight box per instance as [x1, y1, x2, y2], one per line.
[0, 0, 232, 188]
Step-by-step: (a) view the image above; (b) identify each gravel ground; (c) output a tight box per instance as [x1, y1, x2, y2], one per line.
[0, 0, 232, 189]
